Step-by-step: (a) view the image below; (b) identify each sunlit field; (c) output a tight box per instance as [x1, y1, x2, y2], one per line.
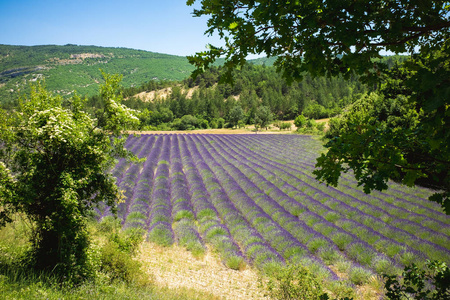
[99, 133, 450, 294]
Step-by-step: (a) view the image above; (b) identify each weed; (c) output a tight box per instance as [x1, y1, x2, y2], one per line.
[261, 262, 330, 300]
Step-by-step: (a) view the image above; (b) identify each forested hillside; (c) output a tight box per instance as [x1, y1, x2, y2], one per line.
[117, 64, 368, 130]
[0, 44, 194, 107]
[1, 44, 410, 132]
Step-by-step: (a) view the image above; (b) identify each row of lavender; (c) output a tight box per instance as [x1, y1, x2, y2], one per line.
[99, 133, 450, 289]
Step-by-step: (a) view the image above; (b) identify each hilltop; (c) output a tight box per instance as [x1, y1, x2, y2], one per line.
[0, 44, 195, 106]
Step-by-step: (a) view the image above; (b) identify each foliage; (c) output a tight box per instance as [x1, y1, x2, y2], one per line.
[99, 231, 145, 284]
[187, 0, 449, 84]
[254, 105, 273, 131]
[294, 115, 307, 128]
[261, 262, 351, 300]
[383, 260, 450, 299]
[262, 263, 324, 299]
[294, 114, 327, 134]
[314, 48, 450, 213]
[274, 121, 292, 131]
[237, 120, 246, 129]
[217, 117, 225, 128]
[122, 63, 366, 127]
[306, 119, 316, 129]
[228, 105, 244, 128]
[0, 74, 139, 281]
[172, 115, 201, 130]
[303, 102, 337, 120]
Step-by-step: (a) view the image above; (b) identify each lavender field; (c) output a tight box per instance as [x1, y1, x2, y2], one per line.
[99, 133, 450, 290]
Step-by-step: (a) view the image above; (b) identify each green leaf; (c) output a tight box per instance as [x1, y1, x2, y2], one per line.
[229, 22, 239, 30]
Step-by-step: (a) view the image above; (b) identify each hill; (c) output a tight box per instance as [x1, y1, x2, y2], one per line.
[0, 44, 194, 107]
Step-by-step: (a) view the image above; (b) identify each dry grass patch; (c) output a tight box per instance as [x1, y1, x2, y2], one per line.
[139, 242, 268, 299]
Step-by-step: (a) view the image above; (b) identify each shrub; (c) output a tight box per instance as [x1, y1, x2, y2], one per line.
[199, 119, 209, 129]
[306, 118, 316, 128]
[217, 118, 225, 128]
[280, 122, 292, 130]
[210, 119, 218, 129]
[316, 122, 326, 131]
[0, 75, 139, 281]
[294, 114, 307, 128]
[348, 266, 372, 285]
[225, 255, 245, 270]
[100, 239, 139, 283]
[95, 221, 147, 285]
[262, 262, 328, 300]
[275, 121, 292, 130]
[109, 229, 143, 255]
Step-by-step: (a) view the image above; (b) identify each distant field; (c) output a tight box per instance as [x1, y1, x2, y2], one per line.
[0, 44, 194, 105]
[101, 133, 450, 295]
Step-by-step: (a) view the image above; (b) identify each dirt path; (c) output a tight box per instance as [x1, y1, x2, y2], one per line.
[126, 118, 330, 135]
[127, 126, 296, 135]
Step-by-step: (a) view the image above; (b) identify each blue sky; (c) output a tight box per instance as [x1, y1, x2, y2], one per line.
[0, 0, 224, 57]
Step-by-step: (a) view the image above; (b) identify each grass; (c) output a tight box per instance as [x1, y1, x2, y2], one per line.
[0, 216, 221, 300]
[0, 272, 218, 300]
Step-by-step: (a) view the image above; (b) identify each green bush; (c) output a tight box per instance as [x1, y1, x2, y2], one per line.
[99, 230, 146, 285]
[100, 240, 140, 283]
[275, 121, 292, 130]
[316, 122, 326, 131]
[280, 122, 292, 130]
[303, 102, 329, 119]
[217, 118, 225, 128]
[225, 255, 245, 270]
[199, 119, 209, 129]
[224, 122, 234, 129]
[262, 262, 327, 300]
[294, 114, 307, 128]
[306, 119, 316, 128]
[210, 119, 218, 129]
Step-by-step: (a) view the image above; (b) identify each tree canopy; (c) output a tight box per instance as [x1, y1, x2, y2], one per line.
[0, 72, 139, 279]
[187, 0, 449, 82]
[254, 105, 273, 131]
[314, 45, 450, 213]
[187, 0, 450, 213]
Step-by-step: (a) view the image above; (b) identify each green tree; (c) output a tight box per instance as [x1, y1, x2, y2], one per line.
[254, 105, 273, 131]
[314, 57, 450, 212]
[0, 73, 139, 280]
[303, 102, 328, 119]
[187, 0, 450, 213]
[228, 105, 244, 128]
[187, 0, 449, 83]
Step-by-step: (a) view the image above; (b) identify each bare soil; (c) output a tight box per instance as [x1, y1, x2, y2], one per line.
[139, 242, 382, 300]
[139, 243, 268, 299]
[127, 124, 297, 135]
[127, 118, 331, 135]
